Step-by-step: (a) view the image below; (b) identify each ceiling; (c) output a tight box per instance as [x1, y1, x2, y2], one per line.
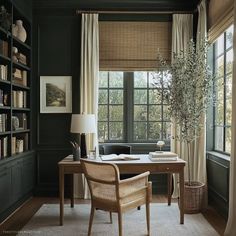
[33, 0, 200, 12]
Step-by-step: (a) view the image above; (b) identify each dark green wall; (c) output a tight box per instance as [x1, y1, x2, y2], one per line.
[33, 10, 80, 195]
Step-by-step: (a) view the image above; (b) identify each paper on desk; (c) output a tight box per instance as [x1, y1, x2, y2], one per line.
[101, 154, 140, 161]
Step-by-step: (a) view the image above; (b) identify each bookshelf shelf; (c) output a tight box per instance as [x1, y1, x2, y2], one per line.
[13, 36, 31, 50]
[0, 131, 11, 136]
[0, 26, 10, 36]
[0, 79, 11, 84]
[13, 61, 30, 71]
[0, 106, 11, 110]
[12, 129, 30, 134]
[12, 108, 30, 112]
[12, 83, 30, 90]
[0, 1, 31, 161]
[0, 54, 11, 62]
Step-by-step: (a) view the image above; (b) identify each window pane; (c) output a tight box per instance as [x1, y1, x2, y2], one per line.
[109, 105, 123, 121]
[226, 74, 232, 99]
[109, 90, 123, 104]
[226, 99, 232, 125]
[226, 49, 233, 73]
[98, 90, 108, 104]
[99, 72, 108, 87]
[109, 72, 123, 88]
[216, 77, 224, 100]
[225, 127, 231, 153]
[134, 122, 147, 140]
[98, 105, 108, 121]
[134, 105, 147, 121]
[216, 34, 224, 56]
[163, 105, 170, 120]
[226, 25, 234, 49]
[214, 126, 224, 151]
[215, 101, 224, 125]
[134, 72, 147, 88]
[98, 122, 108, 142]
[109, 122, 123, 140]
[149, 72, 156, 88]
[163, 122, 171, 140]
[134, 89, 147, 104]
[148, 122, 161, 140]
[149, 105, 161, 121]
[163, 89, 170, 104]
[216, 56, 224, 77]
[149, 89, 161, 104]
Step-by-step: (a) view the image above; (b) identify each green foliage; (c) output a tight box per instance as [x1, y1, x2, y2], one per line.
[154, 39, 214, 144]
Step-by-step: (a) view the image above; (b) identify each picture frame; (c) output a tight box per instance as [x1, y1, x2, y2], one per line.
[40, 76, 72, 113]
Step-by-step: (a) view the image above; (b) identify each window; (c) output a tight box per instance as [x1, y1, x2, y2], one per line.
[213, 25, 233, 154]
[98, 71, 171, 143]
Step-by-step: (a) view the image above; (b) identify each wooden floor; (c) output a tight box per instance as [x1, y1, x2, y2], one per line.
[0, 195, 226, 236]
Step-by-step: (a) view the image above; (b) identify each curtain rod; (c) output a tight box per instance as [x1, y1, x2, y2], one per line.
[76, 10, 194, 15]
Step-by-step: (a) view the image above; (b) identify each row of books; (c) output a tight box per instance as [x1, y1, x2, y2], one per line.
[11, 134, 28, 155]
[0, 136, 8, 159]
[12, 90, 27, 108]
[0, 114, 7, 132]
[0, 64, 8, 80]
[0, 40, 9, 57]
[13, 68, 27, 86]
[0, 89, 8, 106]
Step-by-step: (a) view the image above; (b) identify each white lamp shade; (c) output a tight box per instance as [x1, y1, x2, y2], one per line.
[70, 114, 96, 134]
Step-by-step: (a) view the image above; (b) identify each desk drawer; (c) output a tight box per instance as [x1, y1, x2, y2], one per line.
[118, 164, 183, 174]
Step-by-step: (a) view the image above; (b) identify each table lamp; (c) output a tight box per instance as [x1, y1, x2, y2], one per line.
[70, 114, 96, 158]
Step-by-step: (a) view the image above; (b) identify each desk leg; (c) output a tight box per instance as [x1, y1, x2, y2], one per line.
[167, 173, 172, 206]
[70, 174, 74, 208]
[179, 168, 185, 224]
[59, 166, 64, 226]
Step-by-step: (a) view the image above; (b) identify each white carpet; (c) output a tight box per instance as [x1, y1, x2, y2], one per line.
[18, 203, 219, 236]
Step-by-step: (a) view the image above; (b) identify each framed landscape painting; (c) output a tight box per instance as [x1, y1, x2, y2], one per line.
[40, 76, 72, 113]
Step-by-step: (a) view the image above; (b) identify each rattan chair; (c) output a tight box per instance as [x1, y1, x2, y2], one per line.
[80, 159, 152, 236]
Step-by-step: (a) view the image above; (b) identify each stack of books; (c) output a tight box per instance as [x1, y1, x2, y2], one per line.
[0, 40, 9, 57]
[0, 64, 8, 80]
[13, 68, 27, 86]
[149, 151, 178, 161]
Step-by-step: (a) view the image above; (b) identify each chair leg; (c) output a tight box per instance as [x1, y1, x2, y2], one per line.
[118, 211, 123, 236]
[88, 205, 95, 236]
[146, 202, 150, 236]
[109, 212, 113, 223]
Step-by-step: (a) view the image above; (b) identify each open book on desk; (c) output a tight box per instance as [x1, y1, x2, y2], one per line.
[101, 154, 140, 161]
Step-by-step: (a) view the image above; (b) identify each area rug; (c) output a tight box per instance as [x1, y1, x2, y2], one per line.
[18, 203, 219, 236]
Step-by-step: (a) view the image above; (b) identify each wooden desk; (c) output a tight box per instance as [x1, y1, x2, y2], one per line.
[58, 155, 186, 226]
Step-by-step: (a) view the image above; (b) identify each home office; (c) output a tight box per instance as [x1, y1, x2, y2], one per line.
[0, 0, 235, 235]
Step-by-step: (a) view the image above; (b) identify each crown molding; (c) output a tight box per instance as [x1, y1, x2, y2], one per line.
[33, 0, 199, 12]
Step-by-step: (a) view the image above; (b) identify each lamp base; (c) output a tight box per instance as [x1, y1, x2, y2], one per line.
[81, 133, 87, 158]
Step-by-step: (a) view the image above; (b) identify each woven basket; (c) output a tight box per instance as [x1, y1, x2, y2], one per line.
[184, 181, 205, 214]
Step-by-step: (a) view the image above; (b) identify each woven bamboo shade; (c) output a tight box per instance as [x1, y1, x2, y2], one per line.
[99, 21, 172, 71]
[208, 0, 234, 43]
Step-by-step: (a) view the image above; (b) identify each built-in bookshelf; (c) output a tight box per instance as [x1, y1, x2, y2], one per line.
[0, 0, 31, 160]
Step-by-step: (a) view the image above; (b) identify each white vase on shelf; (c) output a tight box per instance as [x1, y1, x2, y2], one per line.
[12, 23, 18, 37]
[16, 20, 27, 43]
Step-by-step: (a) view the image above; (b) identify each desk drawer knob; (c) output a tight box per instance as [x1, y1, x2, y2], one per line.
[166, 168, 169, 170]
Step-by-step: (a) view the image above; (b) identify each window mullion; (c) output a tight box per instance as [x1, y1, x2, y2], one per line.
[223, 32, 227, 152]
[126, 72, 133, 143]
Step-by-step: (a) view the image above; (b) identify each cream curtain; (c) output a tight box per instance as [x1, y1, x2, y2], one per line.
[171, 14, 193, 197]
[193, 0, 207, 185]
[224, 3, 236, 235]
[74, 13, 99, 199]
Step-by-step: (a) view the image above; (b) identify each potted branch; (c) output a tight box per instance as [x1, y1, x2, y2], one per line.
[154, 39, 213, 213]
